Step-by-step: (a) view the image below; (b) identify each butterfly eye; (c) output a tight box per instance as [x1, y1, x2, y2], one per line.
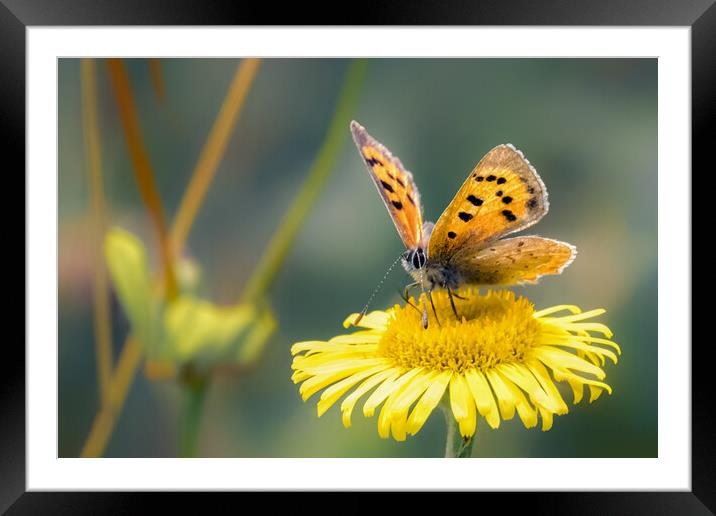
[412, 248, 427, 269]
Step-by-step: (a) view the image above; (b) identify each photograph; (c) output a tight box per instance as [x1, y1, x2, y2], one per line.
[57, 57, 657, 459]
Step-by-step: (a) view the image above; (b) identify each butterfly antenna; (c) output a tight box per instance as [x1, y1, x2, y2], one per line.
[353, 254, 403, 326]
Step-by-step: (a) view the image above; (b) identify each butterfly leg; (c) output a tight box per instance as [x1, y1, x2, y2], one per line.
[426, 289, 441, 328]
[451, 290, 468, 300]
[400, 283, 422, 314]
[402, 282, 420, 304]
[447, 287, 460, 320]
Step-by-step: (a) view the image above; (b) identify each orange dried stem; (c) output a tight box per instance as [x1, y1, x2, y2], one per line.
[80, 337, 142, 457]
[171, 58, 261, 255]
[148, 59, 166, 103]
[106, 58, 178, 301]
[81, 59, 113, 408]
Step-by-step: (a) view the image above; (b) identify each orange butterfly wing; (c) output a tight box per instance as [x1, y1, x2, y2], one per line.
[428, 144, 549, 261]
[450, 236, 576, 285]
[351, 121, 424, 249]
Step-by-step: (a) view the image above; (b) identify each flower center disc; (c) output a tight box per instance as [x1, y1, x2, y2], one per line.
[378, 289, 541, 372]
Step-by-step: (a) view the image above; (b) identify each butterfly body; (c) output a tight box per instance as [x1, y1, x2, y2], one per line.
[351, 121, 576, 321]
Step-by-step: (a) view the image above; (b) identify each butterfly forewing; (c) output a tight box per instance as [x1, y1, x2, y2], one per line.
[351, 121, 424, 250]
[451, 236, 576, 285]
[428, 144, 549, 261]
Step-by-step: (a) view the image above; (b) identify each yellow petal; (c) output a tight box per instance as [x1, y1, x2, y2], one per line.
[291, 371, 310, 383]
[450, 374, 476, 438]
[388, 370, 437, 421]
[538, 406, 554, 431]
[565, 376, 584, 404]
[464, 369, 500, 429]
[496, 363, 554, 412]
[342, 310, 391, 329]
[549, 308, 606, 323]
[388, 371, 438, 440]
[380, 371, 433, 441]
[340, 368, 397, 428]
[551, 368, 612, 397]
[539, 337, 618, 364]
[485, 369, 516, 420]
[533, 305, 581, 318]
[300, 363, 380, 401]
[378, 369, 426, 440]
[363, 368, 422, 417]
[534, 347, 606, 380]
[406, 371, 452, 435]
[561, 322, 613, 338]
[526, 360, 569, 415]
[500, 375, 538, 428]
[317, 364, 391, 417]
[297, 357, 386, 377]
[589, 384, 605, 402]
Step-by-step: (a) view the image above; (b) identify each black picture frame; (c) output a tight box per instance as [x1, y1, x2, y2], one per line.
[6, 1, 706, 512]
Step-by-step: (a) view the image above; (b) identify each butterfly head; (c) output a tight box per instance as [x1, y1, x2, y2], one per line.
[401, 247, 427, 274]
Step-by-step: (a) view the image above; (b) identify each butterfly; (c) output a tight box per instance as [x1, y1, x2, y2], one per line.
[350, 120, 576, 327]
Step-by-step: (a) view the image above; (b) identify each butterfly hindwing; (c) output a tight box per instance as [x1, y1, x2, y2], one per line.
[451, 236, 576, 285]
[428, 144, 548, 261]
[351, 121, 423, 249]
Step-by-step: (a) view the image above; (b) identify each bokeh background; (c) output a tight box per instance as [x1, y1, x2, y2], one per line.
[59, 58, 657, 458]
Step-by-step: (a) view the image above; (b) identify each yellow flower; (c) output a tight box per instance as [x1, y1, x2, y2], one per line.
[291, 289, 620, 442]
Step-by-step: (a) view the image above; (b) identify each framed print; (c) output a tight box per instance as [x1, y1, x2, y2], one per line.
[7, 0, 708, 512]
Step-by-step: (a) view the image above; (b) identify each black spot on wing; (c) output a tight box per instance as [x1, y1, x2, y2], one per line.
[392, 200, 403, 210]
[458, 212, 473, 222]
[497, 177, 506, 184]
[448, 231, 457, 239]
[366, 157, 382, 167]
[502, 210, 517, 222]
[486, 175, 497, 182]
[495, 190, 503, 197]
[380, 180, 394, 193]
[406, 193, 415, 205]
[395, 177, 405, 187]
[467, 195, 483, 206]
[502, 196, 513, 204]
[474, 175, 484, 182]
[527, 198, 538, 210]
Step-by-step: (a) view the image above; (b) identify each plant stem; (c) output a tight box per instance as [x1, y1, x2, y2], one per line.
[179, 370, 208, 458]
[106, 58, 179, 301]
[148, 59, 166, 104]
[80, 337, 142, 457]
[80, 59, 261, 458]
[240, 59, 368, 304]
[81, 58, 114, 409]
[441, 401, 475, 458]
[171, 58, 261, 256]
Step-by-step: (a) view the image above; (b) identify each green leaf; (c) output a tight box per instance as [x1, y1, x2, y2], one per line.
[104, 227, 155, 347]
[103, 227, 276, 371]
[163, 296, 276, 368]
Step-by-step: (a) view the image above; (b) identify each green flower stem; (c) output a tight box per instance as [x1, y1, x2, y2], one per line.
[179, 369, 208, 458]
[441, 400, 475, 458]
[240, 59, 368, 304]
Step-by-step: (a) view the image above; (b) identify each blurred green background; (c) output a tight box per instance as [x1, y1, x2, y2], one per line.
[59, 58, 657, 458]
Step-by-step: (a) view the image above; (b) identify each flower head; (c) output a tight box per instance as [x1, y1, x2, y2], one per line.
[291, 289, 620, 442]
